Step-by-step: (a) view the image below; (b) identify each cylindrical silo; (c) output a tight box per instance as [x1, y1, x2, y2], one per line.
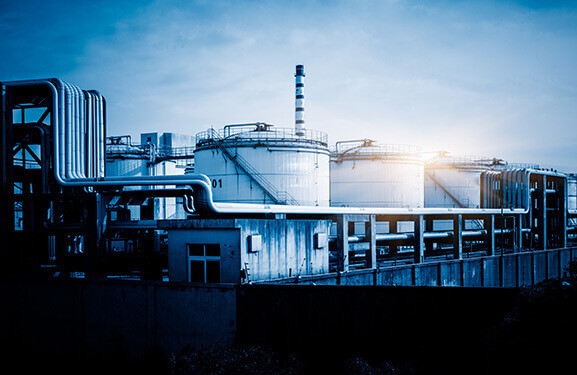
[194, 123, 330, 206]
[106, 135, 186, 219]
[424, 154, 538, 209]
[568, 174, 577, 212]
[330, 139, 424, 208]
[105, 136, 150, 179]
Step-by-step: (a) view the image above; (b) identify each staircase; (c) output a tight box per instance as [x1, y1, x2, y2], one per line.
[426, 170, 483, 229]
[206, 129, 299, 205]
[426, 170, 470, 208]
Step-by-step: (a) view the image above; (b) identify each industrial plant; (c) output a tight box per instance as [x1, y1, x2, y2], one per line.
[2, 66, 577, 370]
[2, 65, 575, 283]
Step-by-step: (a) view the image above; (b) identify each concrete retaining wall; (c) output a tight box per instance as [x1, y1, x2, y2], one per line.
[0, 278, 236, 367]
[236, 284, 518, 371]
[1, 247, 576, 370]
[266, 247, 577, 288]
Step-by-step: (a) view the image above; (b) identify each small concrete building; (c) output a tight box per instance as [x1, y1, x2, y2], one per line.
[163, 218, 331, 283]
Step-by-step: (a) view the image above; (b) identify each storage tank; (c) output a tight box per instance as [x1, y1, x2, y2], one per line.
[106, 135, 186, 219]
[194, 123, 330, 206]
[330, 139, 424, 208]
[106, 135, 150, 178]
[424, 153, 539, 209]
[568, 174, 577, 213]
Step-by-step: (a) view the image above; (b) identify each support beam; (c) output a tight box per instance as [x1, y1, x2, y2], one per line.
[453, 214, 463, 260]
[425, 218, 434, 253]
[561, 179, 568, 248]
[485, 215, 495, 256]
[514, 215, 523, 252]
[539, 175, 547, 250]
[365, 215, 377, 269]
[413, 215, 424, 263]
[85, 193, 106, 278]
[388, 220, 398, 256]
[336, 216, 350, 272]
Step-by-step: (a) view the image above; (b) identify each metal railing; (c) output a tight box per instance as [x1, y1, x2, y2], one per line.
[196, 124, 328, 147]
[106, 136, 195, 165]
[425, 153, 539, 170]
[331, 142, 422, 163]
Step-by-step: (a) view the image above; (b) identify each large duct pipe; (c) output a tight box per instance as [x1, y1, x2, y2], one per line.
[295, 64, 305, 136]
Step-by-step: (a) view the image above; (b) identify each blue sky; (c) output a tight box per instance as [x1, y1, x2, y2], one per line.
[2, 0, 577, 172]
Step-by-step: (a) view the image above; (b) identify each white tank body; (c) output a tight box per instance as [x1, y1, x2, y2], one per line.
[425, 165, 488, 209]
[194, 124, 330, 206]
[568, 176, 577, 212]
[106, 146, 186, 219]
[424, 156, 536, 210]
[330, 141, 424, 208]
[105, 156, 149, 178]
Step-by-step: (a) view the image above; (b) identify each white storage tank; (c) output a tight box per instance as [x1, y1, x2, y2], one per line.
[424, 154, 538, 209]
[330, 139, 424, 208]
[568, 174, 577, 213]
[105, 135, 150, 178]
[193, 123, 330, 206]
[106, 135, 186, 220]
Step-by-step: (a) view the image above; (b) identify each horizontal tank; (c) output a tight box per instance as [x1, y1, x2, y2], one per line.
[330, 139, 424, 208]
[194, 123, 330, 206]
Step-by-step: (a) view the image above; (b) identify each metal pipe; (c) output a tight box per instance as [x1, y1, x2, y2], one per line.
[337, 229, 489, 244]
[85, 91, 93, 178]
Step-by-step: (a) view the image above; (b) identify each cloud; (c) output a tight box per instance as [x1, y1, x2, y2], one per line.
[2, 0, 577, 171]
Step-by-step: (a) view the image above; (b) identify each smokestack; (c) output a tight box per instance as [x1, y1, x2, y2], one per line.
[295, 64, 305, 136]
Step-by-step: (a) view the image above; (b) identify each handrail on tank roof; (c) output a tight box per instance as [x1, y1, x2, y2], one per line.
[195, 126, 329, 146]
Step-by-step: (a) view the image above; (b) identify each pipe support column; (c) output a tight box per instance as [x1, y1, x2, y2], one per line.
[365, 215, 377, 269]
[414, 215, 424, 264]
[453, 214, 463, 260]
[485, 215, 495, 256]
[336, 216, 350, 272]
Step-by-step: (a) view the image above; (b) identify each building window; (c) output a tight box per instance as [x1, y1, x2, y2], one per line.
[187, 244, 221, 283]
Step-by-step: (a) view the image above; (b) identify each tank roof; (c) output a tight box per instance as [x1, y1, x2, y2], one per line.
[331, 139, 422, 162]
[195, 124, 329, 149]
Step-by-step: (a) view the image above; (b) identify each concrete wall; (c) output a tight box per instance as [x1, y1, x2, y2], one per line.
[0, 278, 236, 368]
[2, 247, 575, 371]
[265, 247, 577, 287]
[164, 218, 330, 283]
[236, 284, 518, 372]
[236, 219, 330, 282]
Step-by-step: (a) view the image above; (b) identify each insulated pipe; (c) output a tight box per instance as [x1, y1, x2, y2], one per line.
[76, 82, 87, 178]
[85, 91, 93, 178]
[94, 90, 106, 178]
[61, 81, 75, 179]
[67, 80, 80, 179]
[4, 79, 214, 192]
[74, 83, 84, 178]
[343, 229, 490, 244]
